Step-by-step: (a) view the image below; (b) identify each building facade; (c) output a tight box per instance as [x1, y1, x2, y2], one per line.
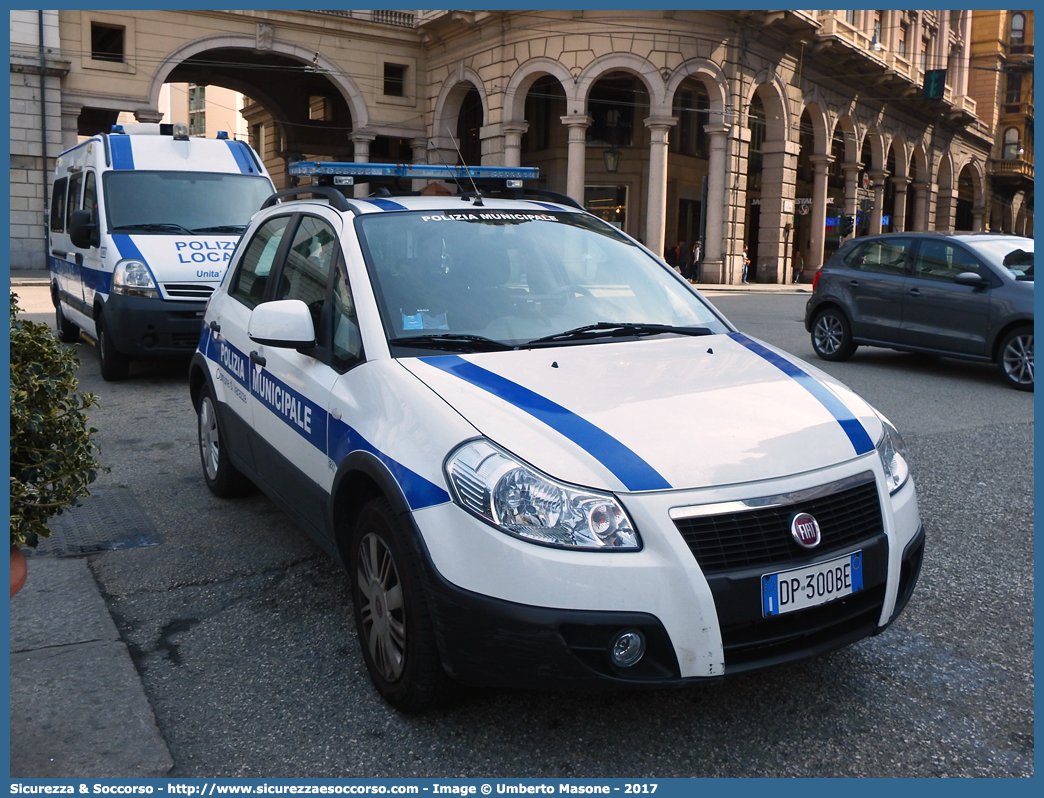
[9, 9, 1030, 278]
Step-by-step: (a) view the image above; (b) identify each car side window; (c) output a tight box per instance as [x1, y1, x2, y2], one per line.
[273, 216, 339, 333]
[331, 264, 364, 371]
[49, 177, 68, 233]
[842, 238, 913, 276]
[229, 215, 293, 308]
[83, 171, 98, 228]
[65, 171, 83, 230]
[913, 240, 980, 283]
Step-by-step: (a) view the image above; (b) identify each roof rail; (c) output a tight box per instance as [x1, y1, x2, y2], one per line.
[261, 186, 353, 213]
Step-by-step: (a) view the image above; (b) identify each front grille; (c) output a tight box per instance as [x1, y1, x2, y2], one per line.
[674, 479, 883, 574]
[163, 283, 215, 300]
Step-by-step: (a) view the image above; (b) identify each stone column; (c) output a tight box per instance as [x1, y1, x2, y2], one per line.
[351, 132, 376, 198]
[701, 123, 731, 283]
[842, 163, 861, 240]
[808, 153, 832, 273]
[756, 138, 799, 283]
[644, 116, 677, 260]
[972, 206, 985, 232]
[60, 103, 81, 151]
[869, 170, 888, 234]
[891, 176, 910, 232]
[502, 122, 528, 168]
[559, 115, 592, 205]
[912, 181, 928, 230]
[410, 137, 429, 192]
[935, 186, 957, 230]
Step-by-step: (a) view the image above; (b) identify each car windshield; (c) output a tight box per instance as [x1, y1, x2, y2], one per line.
[103, 171, 273, 233]
[355, 209, 729, 350]
[964, 237, 1034, 281]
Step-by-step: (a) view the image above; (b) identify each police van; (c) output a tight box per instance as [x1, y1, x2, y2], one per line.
[190, 161, 924, 712]
[48, 122, 274, 380]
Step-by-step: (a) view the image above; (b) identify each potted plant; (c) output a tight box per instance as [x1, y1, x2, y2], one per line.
[10, 292, 101, 596]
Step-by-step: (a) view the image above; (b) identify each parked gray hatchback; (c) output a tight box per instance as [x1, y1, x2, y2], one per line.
[805, 232, 1034, 391]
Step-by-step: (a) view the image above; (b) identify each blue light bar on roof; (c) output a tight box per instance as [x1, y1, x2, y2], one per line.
[289, 161, 539, 180]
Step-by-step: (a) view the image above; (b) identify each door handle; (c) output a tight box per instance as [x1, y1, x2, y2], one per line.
[209, 321, 221, 333]
[51, 249, 67, 259]
[74, 253, 83, 266]
[250, 350, 266, 367]
[907, 288, 921, 297]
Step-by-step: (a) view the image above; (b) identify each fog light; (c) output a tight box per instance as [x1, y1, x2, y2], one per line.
[610, 630, 645, 667]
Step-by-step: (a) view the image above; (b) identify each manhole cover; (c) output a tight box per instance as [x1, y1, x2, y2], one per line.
[28, 488, 160, 557]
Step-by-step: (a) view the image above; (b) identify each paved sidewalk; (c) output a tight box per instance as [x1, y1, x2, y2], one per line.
[10, 557, 174, 778]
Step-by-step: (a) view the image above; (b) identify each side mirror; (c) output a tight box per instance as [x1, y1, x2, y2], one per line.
[68, 209, 98, 249]
[954, 271, 986, 288]
[248, 299, 316, 349]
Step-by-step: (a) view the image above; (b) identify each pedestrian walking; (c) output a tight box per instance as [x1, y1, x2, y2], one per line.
[692, 240, 702, 282]
[793, 250, 804, 284]
[741, 246, 750, 283]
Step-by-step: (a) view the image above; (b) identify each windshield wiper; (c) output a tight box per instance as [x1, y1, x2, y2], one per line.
[191, 224, 247, 234]
[112, 223, 195, 234]
[387, 334, 515, 352]
[527, 322, 712, 346]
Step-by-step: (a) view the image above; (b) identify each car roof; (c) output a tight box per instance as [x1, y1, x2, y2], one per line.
[271, 194, 582, 217]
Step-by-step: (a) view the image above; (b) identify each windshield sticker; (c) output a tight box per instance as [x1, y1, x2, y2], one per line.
[420, 212, 557, 223]
[402, 311, 449, 331]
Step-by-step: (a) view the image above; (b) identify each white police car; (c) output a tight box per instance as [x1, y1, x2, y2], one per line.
[189, 162, 924, 712]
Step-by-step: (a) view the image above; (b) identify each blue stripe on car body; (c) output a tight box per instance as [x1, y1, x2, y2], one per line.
[727, 333, 875, 455]
[110, 136, 134, 170]
[224, 140, 257, 174]
[201, 331, 448, 509]
[419, 355, 672, 492]
[359, 198, 408, 211]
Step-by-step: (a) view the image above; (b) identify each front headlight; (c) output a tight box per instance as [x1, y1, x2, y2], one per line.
[445, 440, 640, 550]
[875, 413, 910, 494]
[112, 259, 158, 298]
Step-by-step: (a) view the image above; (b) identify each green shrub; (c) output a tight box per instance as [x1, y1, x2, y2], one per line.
[10, 292, 101, 548]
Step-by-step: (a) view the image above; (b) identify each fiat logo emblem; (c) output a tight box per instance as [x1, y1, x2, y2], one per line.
[790, 512, 822, 548]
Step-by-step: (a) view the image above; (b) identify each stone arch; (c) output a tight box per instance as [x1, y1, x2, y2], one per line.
[146, 33, 369, 130]
[798, 97, 831, 156]
[431, 67, 489, 150]
[503, 58, 574, 123]
[745, 72, 790, 143]
[665, 59, 729, 123]
[574, 53, 666, 114]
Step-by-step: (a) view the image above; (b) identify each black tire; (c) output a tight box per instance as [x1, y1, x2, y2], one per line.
[997, 326, 1033, 391]
[197, 385, 253, 497]
[54, 300, 80, 344]
[350, 498, 457, 713]
[811, 308, 857, 362]
[96, 317, 131, 381]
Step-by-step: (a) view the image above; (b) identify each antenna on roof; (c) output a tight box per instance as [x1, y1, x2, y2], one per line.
[444, 127, 483, 206]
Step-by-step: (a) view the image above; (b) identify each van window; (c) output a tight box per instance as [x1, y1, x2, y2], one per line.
[50, 177, 68, 233]
[83, 171, 99, 227]
[65, 171, 84, 230]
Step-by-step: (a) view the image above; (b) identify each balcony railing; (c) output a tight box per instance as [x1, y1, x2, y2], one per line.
[308, 10, 415, 28]
[992, 159, 1034, 179]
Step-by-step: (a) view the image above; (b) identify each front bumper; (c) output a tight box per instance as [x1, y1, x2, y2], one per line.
[411, 458, 924, 690]
[103, 292, 207, 357]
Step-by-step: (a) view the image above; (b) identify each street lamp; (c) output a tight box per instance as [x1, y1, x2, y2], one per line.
[603, 147, 621, 173]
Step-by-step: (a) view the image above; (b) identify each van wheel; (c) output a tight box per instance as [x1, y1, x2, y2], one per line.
[350, 498, 457, 713]
[197, 385, 253, 497]
[998, 326, 1033, 391]
[54, 302, 80, 344]
[96, 317, 130, 381]
[811, 308, 857, 362]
